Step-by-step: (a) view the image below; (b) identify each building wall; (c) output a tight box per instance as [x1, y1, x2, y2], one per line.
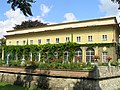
[6, 26, 115, 45]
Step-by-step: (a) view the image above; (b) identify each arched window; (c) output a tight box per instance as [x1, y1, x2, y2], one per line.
[86, 48, 94, 62]
[64, 51, 69, 62]
[74, 48, 82, 62]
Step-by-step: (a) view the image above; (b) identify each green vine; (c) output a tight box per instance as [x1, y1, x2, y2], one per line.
[3, 42, 114, 63]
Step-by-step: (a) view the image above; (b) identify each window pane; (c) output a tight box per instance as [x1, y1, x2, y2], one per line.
[38, 39, 41, 44]
[56, 38, 59, 43]
[46, 39, 50, 44]
[30, 40, 33, 45]
[86, 48, 94, 62]
[102, 52, 107, 63]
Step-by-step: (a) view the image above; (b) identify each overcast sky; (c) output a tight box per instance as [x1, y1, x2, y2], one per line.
[0, 0, 120, 38]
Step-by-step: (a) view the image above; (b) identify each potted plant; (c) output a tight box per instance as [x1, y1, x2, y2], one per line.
[94, 55, 100, 66]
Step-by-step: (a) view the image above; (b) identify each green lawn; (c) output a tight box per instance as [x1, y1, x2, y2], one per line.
[0, 82, 39, 90]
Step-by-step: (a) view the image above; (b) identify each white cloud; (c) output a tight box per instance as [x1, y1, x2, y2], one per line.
[40, 4, 52, 17]
[99, 0, 120, 22]
[63, 13, 77, 22]
[0, 7, 54, 38]
[0, 9, 27, 38]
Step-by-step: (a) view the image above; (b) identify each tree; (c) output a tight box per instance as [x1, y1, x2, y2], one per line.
[7, 0, 36, 16]
[111, 0, 120, 9]
[0, 38, 6, 46]
[13, 20, 48, 30]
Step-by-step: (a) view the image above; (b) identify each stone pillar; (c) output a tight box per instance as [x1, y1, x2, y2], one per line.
[82, 47, 86, 62]
[95, 46, 98, 55]
[2, 47, 4, 63]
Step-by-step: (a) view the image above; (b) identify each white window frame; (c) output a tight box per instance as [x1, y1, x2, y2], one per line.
[16, 41, 19, 45]
[23, 40, 26, 45]
[77, 36, 81, 42]
[86, 48, 94, 62]
[38, 39, 41, 44]
[45, 52, 48, 61]
[54, 52, 58, 59]
[36, 52, 41, 61]
[9, 41, 12, 45]
[102, 35, 107, 41]
[64, 51, 69, 62]
[46, 39, 50, 44]
[30, 40, 33, 45]
[66, 37, 70, 42]
[88, 36, 92, 41]
[75, 49, 82, 62]
[102, 52, 107, 63]
[29, 52, 32, 61]
[56, 38, 59, 43]
[22, 54, 25, 60]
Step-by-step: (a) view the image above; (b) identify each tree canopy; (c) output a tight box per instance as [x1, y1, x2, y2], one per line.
[13, 20, 48, 30]
[7, 0, 36, 16]
[111, 0, 120, 9]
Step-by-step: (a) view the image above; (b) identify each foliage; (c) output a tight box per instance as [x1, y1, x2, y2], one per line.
[0, 38, 6, 46]
[38, 62, 93, 70]
[0, 82, 39, 90]
[25, 61, 39, 69]
[7, 0, 36, 16]
[3, 42, 114, 67]
[13, 20, 47, 30]
[4, 42, 80, 64]
[111, 61, 120, 66]
[111, 0, 120, 9]
[9, 60, 21, 67]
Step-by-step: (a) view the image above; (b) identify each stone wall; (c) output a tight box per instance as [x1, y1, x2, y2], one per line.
[0, 66, 120, 90]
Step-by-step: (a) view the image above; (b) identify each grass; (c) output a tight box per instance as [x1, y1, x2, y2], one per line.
[0, 82, 40, 90]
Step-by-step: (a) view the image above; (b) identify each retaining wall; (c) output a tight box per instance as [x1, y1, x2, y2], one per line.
[0, 66, 120, 90]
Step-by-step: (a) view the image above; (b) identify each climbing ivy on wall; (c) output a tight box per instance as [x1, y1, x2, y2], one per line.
[3, 42, 114, 63]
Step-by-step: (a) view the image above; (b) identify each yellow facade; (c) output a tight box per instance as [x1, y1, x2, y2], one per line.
[4, 17, 120, 63]
[5, 25, 117, 45]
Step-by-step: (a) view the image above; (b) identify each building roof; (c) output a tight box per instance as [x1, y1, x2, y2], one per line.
[4, 17, 119, 37]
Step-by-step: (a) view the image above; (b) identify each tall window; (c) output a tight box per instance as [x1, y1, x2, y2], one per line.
[64, 51, 69, 62]
[45, 52, 48, 61]
[88, 36, 92, 41]
[86, 48, 94, 62]
[23, 40, 26, 45]
[38, 39, 41, 44]
[22, 54, 25, 60]
[66, 37, 70, 42]
[16, 41, 19, 45]
[36, 52, 40, 61]
[74, 48, 82, 62]
[30, 40, 33, 45]
[77, 36, 81, 42]
[56, 38, 59, 43]
[46, 39, 50, 44]
[102, 35, 107, 41]
[102, 52, 107, 63]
